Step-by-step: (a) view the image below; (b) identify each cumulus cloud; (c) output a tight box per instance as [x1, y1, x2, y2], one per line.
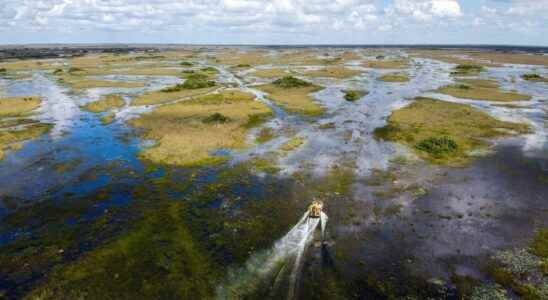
[0, 0, 546, 44]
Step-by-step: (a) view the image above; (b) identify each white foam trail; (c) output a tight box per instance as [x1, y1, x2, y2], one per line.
[217, 211, 323, 299]
[320, 212, 328, 241]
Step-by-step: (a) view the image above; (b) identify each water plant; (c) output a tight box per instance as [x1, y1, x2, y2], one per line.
[521, 73, 547, 82]
[343, 90, 368, 102]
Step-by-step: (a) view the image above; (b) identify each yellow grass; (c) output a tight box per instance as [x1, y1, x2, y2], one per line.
[277, 51, 330, 65]
[57, 74, 144, 90]
[251, 68, 294, 78]
[467, 52, 548, 66]
[378, 74, 410, 82]
[131, 86, 217, 106]
[363, 60, 409, 69]
[281, 137, 305, 152]
[0, 96, 41, 117]
[304, 66, 362, 79]
[375, 97, 530, 165]
[408, 50, 495, 66]
[437, 79, 531, 102]
[82, 95, 125, 113]
[215, 50, 273, 66]
[101, 113, 116, 125]
[0, 59, 62, 71]
[129, 90, 273, 166]
[257, 84, 324, 116]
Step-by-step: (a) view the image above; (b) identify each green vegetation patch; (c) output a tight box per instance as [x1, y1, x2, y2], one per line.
[272, 76, 311, 88]
[343, 90, 368, 102]
[522, 73, 548, 82]
[0, 123, 52, 160]
[374, 97, 530, 165]
[162, 74, 215, 92]
[451, 64, 484, 76]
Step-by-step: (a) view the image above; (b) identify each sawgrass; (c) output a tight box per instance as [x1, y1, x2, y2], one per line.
[131, 86, 216, 106]
[374, 97, 530, 165]
[251, 68, 293, 78]
[129, 90, 273, 166]
[304, 66, 362, 79]
[82, 95, 125, 113]
[363, 60, 408, 69]
[522, 73, 548, 82]
[437, 79, 531, 102]
[57, 74, 144, 90]
[257, 79, 324, 116]
[0, 96, 41, 117]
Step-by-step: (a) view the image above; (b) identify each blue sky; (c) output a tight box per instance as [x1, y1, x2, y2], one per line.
[1, 0, 547, 45]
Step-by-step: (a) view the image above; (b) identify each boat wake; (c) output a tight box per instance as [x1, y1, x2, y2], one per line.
[217, 211, 327, 300]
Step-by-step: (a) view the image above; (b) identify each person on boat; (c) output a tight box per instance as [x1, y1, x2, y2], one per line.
[308, 200, 323, 218]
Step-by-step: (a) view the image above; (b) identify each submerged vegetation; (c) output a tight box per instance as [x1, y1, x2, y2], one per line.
[374, 97, 530, 165]
[130, 90, 272, 166]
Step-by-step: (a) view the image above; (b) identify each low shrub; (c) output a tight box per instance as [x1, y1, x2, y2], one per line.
[521, 73, 543, 81]
[272, 76, 311, 88]
[180, 61, 193, 66]
[202, 112, 229, 124]
[415, 136, 458, 157]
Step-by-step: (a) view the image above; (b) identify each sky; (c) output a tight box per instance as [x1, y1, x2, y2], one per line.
[0, 0, 547, 46]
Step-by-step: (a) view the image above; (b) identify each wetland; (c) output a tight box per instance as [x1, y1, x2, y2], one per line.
[0, 46, 547, 300]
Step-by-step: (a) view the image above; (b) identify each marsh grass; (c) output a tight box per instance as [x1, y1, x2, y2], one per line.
[57, 73, 144, 90]
[0, 123, 52, 160]
[281, 136, 305, 152]
[304, 66, 362, 79]
[437, 79, 531, 102]
[374, 97, 530, 165]
[250, 68, 293, 78]
[378, 74, 410, 82]
[0, 96, 41, 117]
[130, 90, 272, 166]
[363, 60, 408, 69]
[82, 95, 125, 113]
[257, 78, 324, 116]
[132, 86, 216, 106]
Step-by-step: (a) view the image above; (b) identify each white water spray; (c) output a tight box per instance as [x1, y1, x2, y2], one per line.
[217, 211, 327, 300]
